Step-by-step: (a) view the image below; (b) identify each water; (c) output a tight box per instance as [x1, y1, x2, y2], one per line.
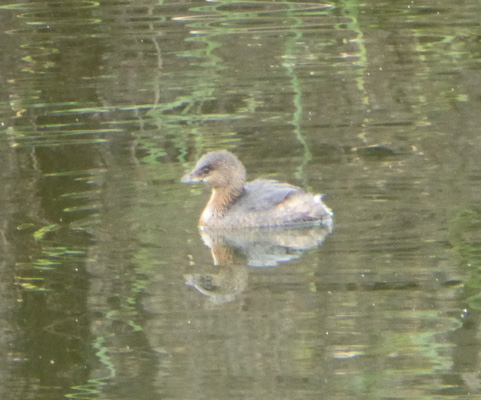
[1, 0, 481, 398]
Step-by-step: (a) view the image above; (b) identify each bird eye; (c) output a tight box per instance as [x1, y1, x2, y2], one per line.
[201, 167, 210, 176]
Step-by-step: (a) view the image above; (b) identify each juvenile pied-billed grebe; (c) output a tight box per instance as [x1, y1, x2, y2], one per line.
[182, 151, 333, 229]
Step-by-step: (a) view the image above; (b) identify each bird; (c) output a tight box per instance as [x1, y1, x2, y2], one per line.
[182, 150, 333, 230]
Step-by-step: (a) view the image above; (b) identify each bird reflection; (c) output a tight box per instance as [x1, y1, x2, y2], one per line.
[185, 225, 332, 304]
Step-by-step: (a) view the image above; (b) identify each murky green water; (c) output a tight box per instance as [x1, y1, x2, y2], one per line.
[1, 0, 481, 399]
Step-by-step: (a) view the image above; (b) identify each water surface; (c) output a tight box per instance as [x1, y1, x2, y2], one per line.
[1, 0, 481, 399]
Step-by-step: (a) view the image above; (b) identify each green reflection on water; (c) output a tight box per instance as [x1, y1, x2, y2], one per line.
[449, 208, 481, 309]
[146, 0, 336, 173]
[66, 336, 116, 400]
[0, 1, 99, 11]
[281, 4, 311, 182]
[33, 223, 61, 240]
[340, 0, 369, 106]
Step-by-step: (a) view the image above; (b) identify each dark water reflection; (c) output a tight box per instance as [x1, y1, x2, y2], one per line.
[1, 0, 481, 398]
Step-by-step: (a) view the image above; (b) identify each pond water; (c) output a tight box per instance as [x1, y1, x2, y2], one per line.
[1, 0, 481, 399]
